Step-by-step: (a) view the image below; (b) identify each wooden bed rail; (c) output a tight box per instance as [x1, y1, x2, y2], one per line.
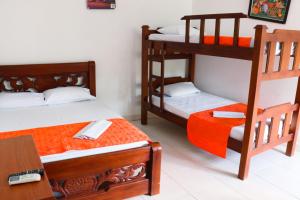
[252, 103, 298, 155]
[181, 13, 248, 20]
[181, 13, 248, 46]
[257, 25, 300, 81]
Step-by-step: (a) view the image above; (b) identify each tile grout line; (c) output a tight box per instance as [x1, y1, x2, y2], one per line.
[204, 157, 253, 200]
[134, 118, 300, 200]
[254, 172, 300, 200]
[162, 169, 201, 200]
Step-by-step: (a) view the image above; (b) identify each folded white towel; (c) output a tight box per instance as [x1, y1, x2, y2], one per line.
[73, 120, 112, 140]
[213, 111, 246, 119]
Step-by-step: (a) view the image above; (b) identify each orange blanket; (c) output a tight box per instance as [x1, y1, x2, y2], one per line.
[0, 119, 150, 156]
[187, 103, 247, 158]
[204, 36, 252, 47]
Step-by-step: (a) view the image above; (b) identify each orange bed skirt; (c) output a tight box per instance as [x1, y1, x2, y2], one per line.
[0, 119, 150, 156]
[187, 103, 248, 158]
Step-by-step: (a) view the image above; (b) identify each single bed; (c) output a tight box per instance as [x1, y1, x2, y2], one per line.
[152, 92, 284, 142]
[0, 61, 161, 200]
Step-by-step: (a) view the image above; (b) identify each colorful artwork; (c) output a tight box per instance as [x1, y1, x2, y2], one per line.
[87, 0, 116, 9]
[248, 0, 291, 24]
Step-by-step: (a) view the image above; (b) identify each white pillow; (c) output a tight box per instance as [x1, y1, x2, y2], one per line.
[158, 25, 199, 36]
[157, 82, 200, 97]
[44, 87, 96, 105]
[0, 92, 46, 109]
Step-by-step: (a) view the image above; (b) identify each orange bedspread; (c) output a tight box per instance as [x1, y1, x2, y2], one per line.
[0, 119, 150, 156]
[204, 36, 252, 47]
[187, 103, 247, 158]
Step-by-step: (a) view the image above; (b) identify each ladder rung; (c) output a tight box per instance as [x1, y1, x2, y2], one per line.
[149, 54, 192, 61]
[151, 75, 162, 79]
[149, 55, 164, 62]
[152, 91, 162, 97]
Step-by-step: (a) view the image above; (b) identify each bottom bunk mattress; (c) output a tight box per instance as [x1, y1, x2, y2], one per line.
[0, 100, 150, 163]
[152, 92, 284, 143]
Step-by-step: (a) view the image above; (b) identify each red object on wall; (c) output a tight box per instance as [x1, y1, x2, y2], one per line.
[87, 0, 116, 9]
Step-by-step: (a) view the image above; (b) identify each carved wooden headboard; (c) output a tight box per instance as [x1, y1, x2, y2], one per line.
[0, 61, 96, 96]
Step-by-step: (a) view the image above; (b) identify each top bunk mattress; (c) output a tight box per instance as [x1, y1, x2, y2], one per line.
[149, 33, 296, 56]
[149, 33, 255, 48]
[0, 100, 149, 163]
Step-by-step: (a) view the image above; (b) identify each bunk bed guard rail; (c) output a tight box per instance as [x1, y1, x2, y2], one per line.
[181, 13, 248, 46]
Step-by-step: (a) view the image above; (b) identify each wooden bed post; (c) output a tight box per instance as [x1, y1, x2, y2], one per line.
[88, 61, 96, 97]
[286, 77, 300, 156]
[141, 25, 150, 125]
[238, 25, 267, 180]
[188, 54, 196, 83]
[148, 142, 162, 195]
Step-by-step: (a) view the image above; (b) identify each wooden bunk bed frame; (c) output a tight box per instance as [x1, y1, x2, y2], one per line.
[141, 13, 300, 180]
[0, 61, 161, 199]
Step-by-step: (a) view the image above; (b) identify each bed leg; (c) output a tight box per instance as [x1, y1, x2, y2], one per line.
[148, 142, 162, 195]
[287, 78, 300, 156]
[141, 107, 148, 125]
[286, 137, 298, 157]
[238, 153, 252, 180]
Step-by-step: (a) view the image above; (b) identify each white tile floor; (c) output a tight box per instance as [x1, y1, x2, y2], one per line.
[128, 117, 300, 200]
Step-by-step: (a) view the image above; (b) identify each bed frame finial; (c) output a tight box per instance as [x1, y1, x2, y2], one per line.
[254, 25, 268, 31]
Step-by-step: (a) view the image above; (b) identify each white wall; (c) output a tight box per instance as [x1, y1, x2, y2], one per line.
[192, 0, 300, 108]
[0, 0, 192, 117]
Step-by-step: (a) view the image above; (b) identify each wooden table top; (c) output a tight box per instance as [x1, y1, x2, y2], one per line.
[0, 136, 54, 200]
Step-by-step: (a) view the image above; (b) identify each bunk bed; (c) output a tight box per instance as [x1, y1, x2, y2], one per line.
[141, 13, 300, 180]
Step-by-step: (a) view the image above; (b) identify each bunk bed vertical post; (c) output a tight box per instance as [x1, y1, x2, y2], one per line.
[233, 18, 240, 47]
[286, 77, 300, 156]
[185, 19, 191, 44]
[238, 25, 267, 180]
[215, 18, 221, 45]
[188, 54, 196, 83]
[200, 19, 205, 44]
[160, 59, 165, 112]
[141, 25, 150, 125]
[149, 57, 154, 108]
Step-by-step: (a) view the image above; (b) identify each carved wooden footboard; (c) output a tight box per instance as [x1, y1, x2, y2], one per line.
[44, 142, 161, 200]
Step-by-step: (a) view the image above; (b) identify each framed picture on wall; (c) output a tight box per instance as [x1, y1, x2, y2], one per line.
[87, 0, 116, 9]
[248, 0, 291, 24]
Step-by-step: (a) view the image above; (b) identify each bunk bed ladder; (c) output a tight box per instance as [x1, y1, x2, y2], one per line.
[149, 44, 166, 112]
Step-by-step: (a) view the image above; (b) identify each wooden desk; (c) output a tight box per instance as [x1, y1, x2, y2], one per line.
[0, 136, 54, 200]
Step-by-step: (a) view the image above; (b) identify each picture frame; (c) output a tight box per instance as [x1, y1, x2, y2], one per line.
[248, 0, 291, 24]
[87, 0, 116, 9]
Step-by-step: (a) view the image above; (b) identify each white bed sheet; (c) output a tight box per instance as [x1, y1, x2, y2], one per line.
[0, 100, 149, 163]
[152, 92, 283, 142]
[152, 92, 236, 119]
